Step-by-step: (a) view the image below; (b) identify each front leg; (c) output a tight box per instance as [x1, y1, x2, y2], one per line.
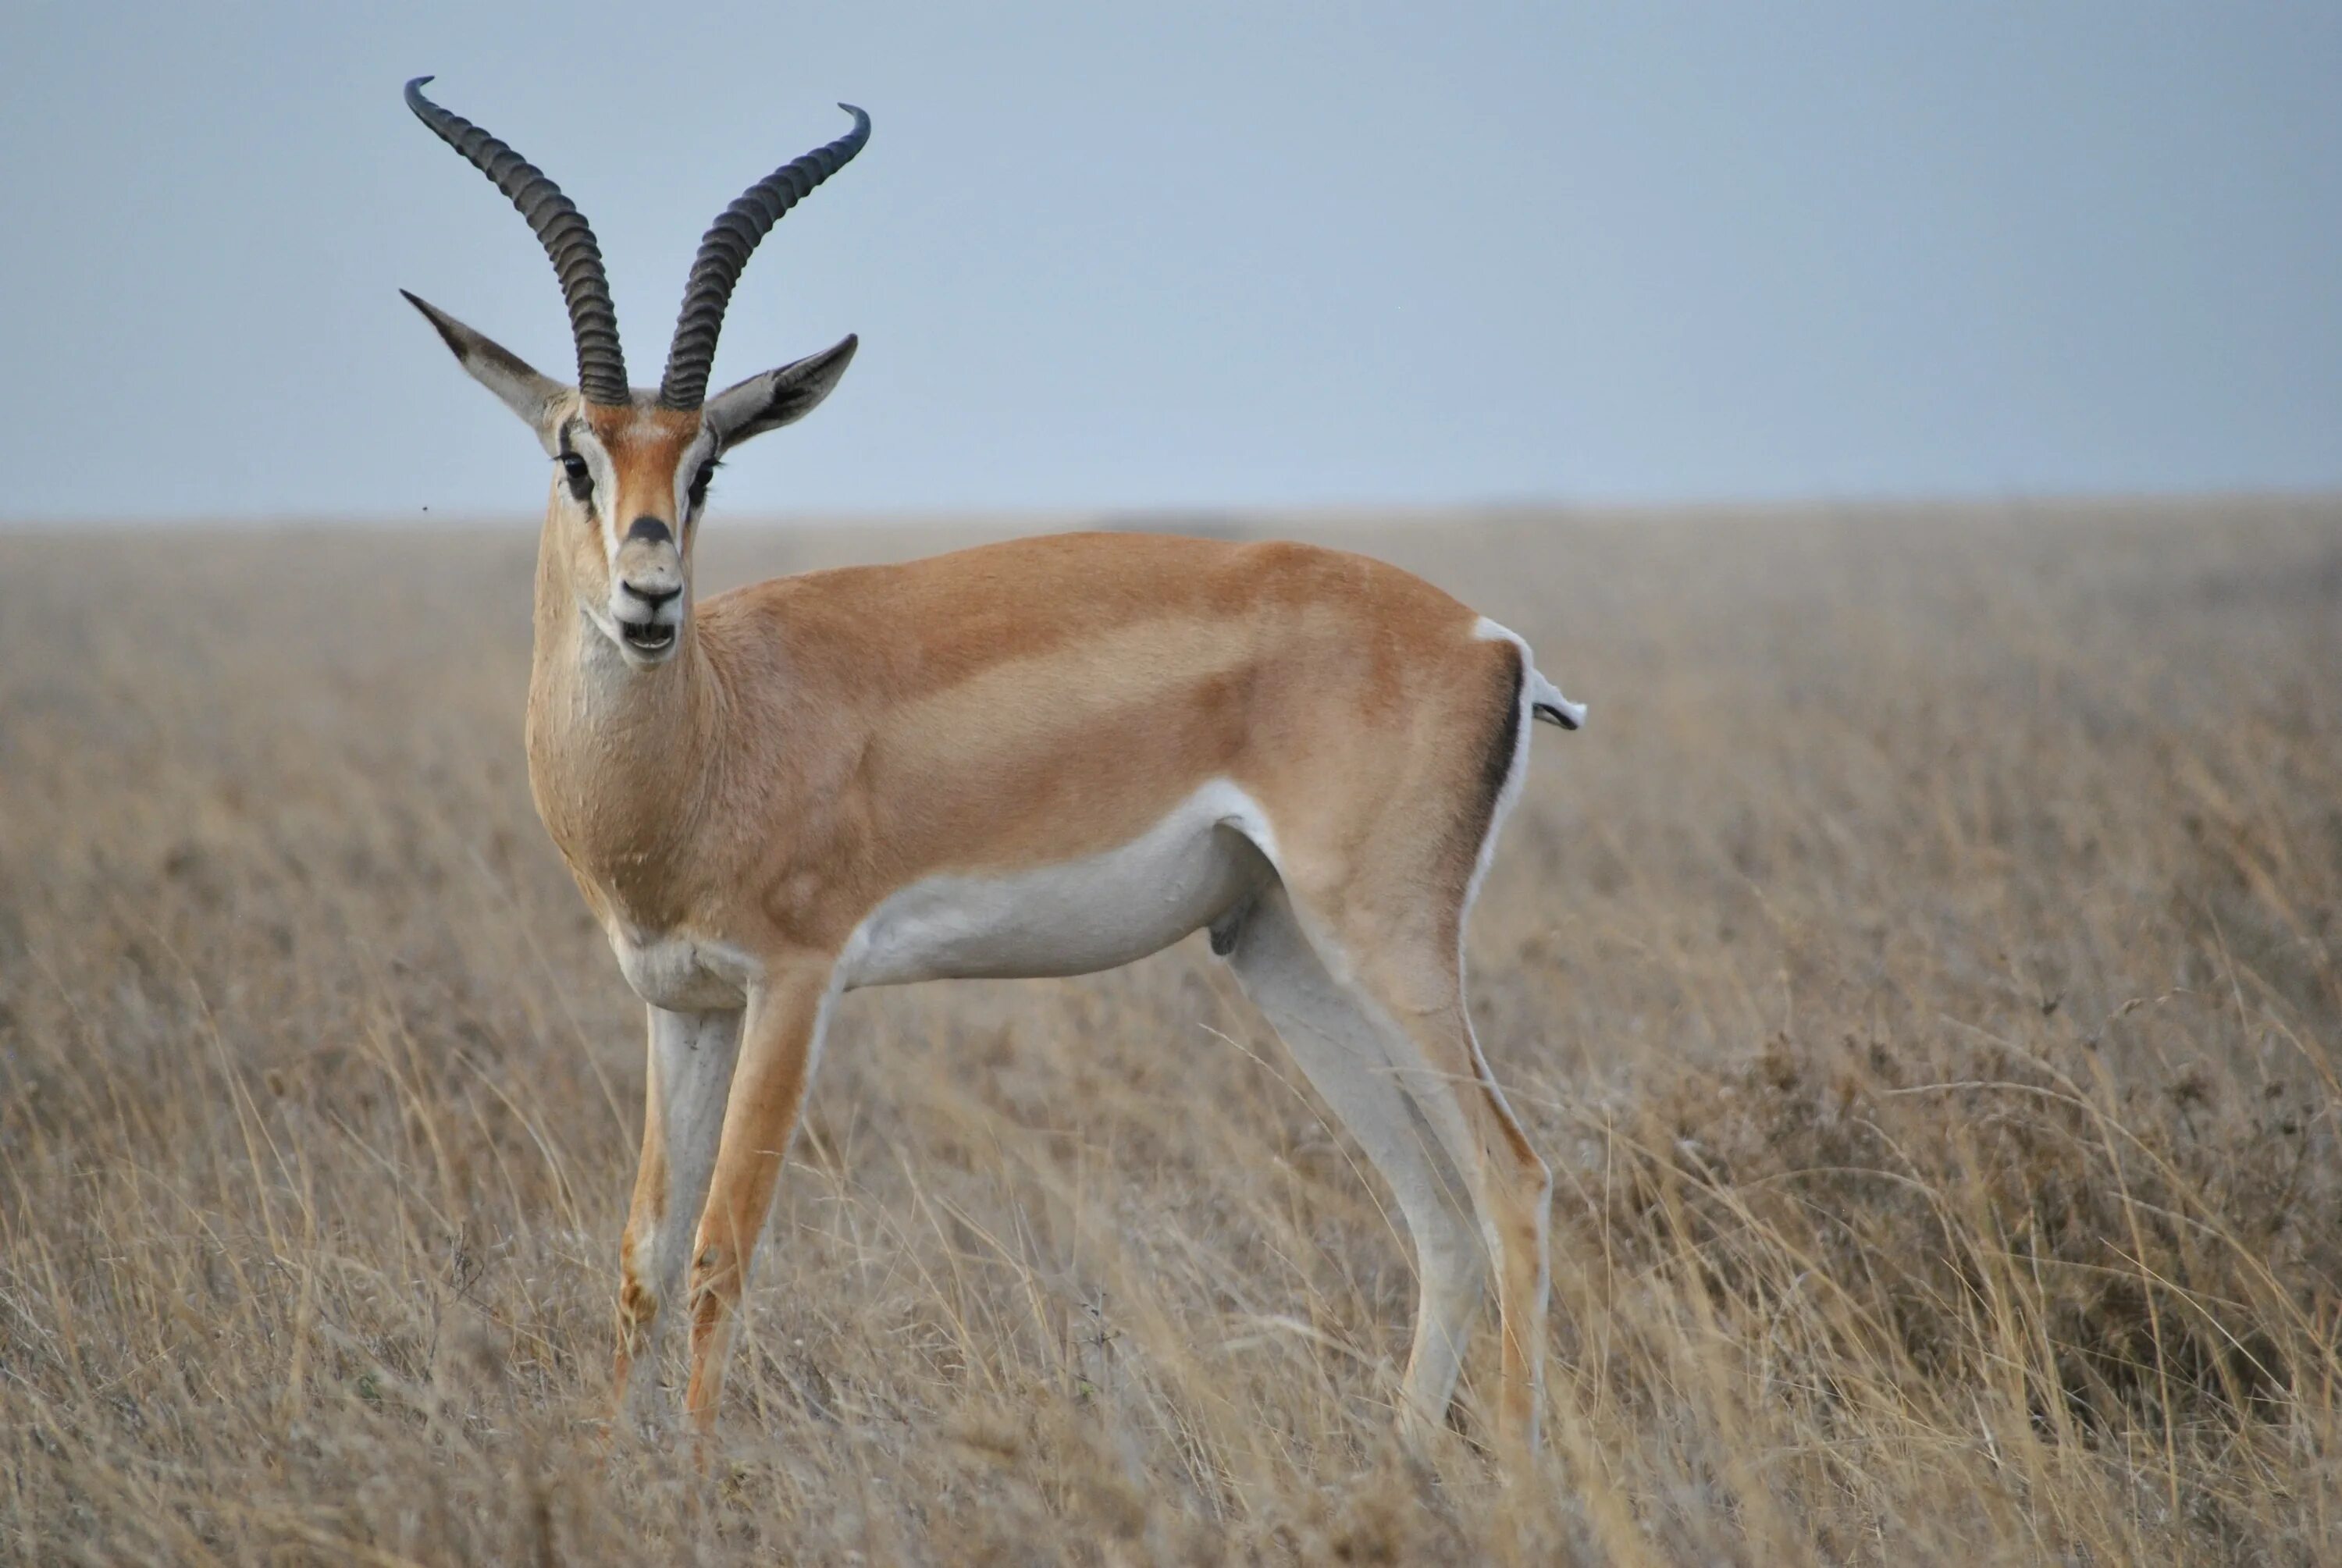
[614, 1006, 741, 1430]
[683, 958, 838, 1430]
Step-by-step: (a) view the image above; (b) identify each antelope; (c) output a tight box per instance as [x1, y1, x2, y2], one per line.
[401, 76, 1587, 1459]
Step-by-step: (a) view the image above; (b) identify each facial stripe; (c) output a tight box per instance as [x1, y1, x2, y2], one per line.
[560, 422, 623, 562]
[673, 432, 717, 526]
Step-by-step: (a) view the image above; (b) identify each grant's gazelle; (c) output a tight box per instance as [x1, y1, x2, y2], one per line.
[401, 76, 1586, 1457]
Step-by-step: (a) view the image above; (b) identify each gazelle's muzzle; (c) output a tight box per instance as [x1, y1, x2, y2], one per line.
[612, 518, 684, 660]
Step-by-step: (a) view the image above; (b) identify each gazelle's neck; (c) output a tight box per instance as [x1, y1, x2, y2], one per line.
[524, 514, 721, 926]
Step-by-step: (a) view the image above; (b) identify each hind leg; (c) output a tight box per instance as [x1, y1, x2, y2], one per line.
[1434, 1016, 1552, 1460]
[1255, 848, 1554, 1460]
[1224, 884, 1490, 1441]
[1335, 927, 1552, 1460]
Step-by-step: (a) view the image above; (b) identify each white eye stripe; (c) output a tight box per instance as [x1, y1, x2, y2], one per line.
[562, 427, 714, 560]
[559, 429, 622, 561]
[674, 437, 720, 521]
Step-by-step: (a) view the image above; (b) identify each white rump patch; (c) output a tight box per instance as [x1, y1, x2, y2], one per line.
[1462, 617, 1547, 920]
[1474, 615, 1586, 728]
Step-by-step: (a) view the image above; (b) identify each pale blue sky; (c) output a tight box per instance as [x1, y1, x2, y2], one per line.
[1, 2, 2335, 521]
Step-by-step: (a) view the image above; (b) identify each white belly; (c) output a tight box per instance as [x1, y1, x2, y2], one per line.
[608, 927, 763, 1012]
[839, 780, 1278, 990]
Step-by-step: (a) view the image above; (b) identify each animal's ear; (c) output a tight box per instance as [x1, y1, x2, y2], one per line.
[702, 335, 857, 447]
[401, 290, 571, 449]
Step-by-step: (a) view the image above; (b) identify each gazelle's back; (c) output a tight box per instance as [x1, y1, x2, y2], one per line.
[705, 532, 1518, 896]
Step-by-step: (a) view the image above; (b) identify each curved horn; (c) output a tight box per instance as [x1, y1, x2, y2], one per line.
[404, 76, 631, 407]
[658, 105, 870, 411]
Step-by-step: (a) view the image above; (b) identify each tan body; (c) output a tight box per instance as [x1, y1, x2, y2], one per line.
[535, 528, 1517, 981]
[534, 506, 1567, 1455]
[401, 83, 1581, 1459]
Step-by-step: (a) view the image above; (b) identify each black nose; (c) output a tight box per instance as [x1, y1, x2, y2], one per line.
[626, 516, 674, 546]
[624, 581, 682, 610]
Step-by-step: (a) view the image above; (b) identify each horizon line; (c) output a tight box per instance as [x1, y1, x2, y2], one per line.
[4, 485, 2340, 535]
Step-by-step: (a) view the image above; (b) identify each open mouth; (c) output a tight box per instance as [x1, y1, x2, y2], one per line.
[620, 620, 677, 655]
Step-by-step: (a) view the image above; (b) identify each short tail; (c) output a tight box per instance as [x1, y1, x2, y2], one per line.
[1529, 668, 1586, 731]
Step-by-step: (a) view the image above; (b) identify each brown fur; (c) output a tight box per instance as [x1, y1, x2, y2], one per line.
[536, 526, 1512, 955]
[525, 407, 1555, 1455]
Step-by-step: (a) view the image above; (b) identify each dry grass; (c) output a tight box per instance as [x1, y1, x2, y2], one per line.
[2, 500, 2339, 1564]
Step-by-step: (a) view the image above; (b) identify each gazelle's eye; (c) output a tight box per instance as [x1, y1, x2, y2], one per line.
[687, 460, 719, 510]
[557, 452, 593, 503]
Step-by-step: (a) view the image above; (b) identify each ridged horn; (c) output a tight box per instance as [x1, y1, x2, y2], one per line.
[404, 76, 632, 407]
[658, 105, 870, 411]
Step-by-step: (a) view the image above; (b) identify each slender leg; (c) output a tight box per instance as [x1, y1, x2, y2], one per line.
[1341, 949, 1553, 1461]
[614, 1006, 741, 1430]
[1225, 884, 1490, 1442]
[1256, 833, 1554, 1460]
[682, 960, 837, 1430]
[1449, 1028, 1553, 1461]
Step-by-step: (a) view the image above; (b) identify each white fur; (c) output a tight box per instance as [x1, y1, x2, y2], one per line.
[1529, 670, 1586, 729]
[834, 765, 1511, 1428]
[838, 780, 1279, 990]
[610, 926, 765, 1011]
[1221, 884, 1488, 1434]
[1463, 618, 1540, 918]
[561, 422, 623, 564]
[671, 431, 717, 526]
[1472, 615, 1587, 731]
[623, 1004, 742, 1428]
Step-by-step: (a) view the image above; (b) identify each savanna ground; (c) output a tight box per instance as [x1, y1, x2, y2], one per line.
[2, 500, 2339, 1565]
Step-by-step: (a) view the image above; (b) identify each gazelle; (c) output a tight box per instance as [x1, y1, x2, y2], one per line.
[402, 76, 1586, 1457]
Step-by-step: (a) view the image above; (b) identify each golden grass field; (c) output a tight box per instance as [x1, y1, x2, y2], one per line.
[2, 500, 2338, 1564]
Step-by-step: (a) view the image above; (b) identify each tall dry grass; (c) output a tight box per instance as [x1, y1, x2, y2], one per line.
[1, 501, 2337, 1564]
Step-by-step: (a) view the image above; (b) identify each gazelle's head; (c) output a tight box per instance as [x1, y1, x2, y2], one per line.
[402, 77, 864, 667]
